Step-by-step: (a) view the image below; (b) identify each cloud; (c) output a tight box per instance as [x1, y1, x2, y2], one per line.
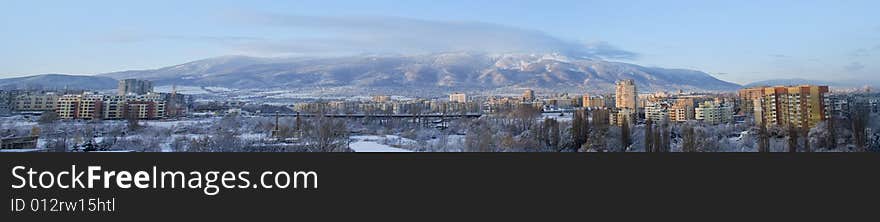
[850, 48, 871, 57]
[844, 62, 865, 72]
[95, 29, 263, 44]
[770, 54, 789, 58]
[228, 13, 639, 59]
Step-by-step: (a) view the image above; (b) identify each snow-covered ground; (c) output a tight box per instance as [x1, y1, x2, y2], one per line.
[153, 85, 213, 95]
[541, 112, 573, 122]
[141, 118, 217, 128]
[350, 135, 413, 152]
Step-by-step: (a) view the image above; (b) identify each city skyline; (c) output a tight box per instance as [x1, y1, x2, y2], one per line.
[1, 0, 879, 85]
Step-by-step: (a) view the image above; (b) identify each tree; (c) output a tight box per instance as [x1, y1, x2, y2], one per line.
[38, 111, 59, 124]
[295, 113, 303, 136]
[585, 109, 611, 152]
[659, 119, 671, 152]
[851, 105, 870, 152]
[758, 121, 770, 152]
[305, 115, 350, 152]
[465, 119, 494, 152]
[827, 108, 838, 149]
[802, 127, 811, 152]
[682, 123, 696, 152]
[787, 125, 799, 152]
[620, 117, 631, 151]
[644, 119, 654, 152]
[571, 110, 589, 150]
[545, 118, 561, 151]
[512, 104, 541, 133]
[126, 109, 141, 131]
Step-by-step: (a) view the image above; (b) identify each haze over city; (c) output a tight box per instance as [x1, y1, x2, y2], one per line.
[2, 0, 879, 85]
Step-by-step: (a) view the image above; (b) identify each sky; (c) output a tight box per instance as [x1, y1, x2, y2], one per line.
[1, 0, 878, 85]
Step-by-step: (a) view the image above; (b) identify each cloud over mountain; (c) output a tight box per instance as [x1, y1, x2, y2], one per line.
[230, 13, 639, 60]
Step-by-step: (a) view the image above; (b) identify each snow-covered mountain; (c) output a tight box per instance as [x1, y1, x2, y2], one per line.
[0, 74, 117, 90]
[744, 78, 871, 89]
[3, 52, 741, 92]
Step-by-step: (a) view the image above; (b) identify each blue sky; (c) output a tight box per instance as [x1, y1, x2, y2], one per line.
[1, 0, 878, 85]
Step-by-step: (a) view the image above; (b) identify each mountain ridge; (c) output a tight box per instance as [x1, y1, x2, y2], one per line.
[0, 74, 117, 90]
[100, 52, 742, 92]
[2, 52, 742, 92]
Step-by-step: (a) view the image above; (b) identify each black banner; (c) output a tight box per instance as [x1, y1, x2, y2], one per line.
[2, 153, 879, 221]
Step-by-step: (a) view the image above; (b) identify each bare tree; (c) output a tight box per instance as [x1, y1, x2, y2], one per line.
[304, 115, 350, 152]
[465, 119, 494, 152]
[827, 108, 838, 149]
[571, 110, 589, 150]
[851, 105, 870, 152]
[802, 127, 811, 152]
[660, 120, 671, 152]
[787, 125, 799, 152]
[584, 109, 611, 152]
[620, 117, 631, 151]
[512, 104, 541, 134]
[682, 123, 697, 152]
[126, 109, 141, 131]
[758, 121, 770, 152]
[171, 137, 187, 152]
[38, 111, 59, 124]
[645, 119, 654, 152]
[544, 118, 561, 151]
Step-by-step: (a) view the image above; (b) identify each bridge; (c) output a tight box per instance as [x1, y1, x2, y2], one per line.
[258, 113, 483, 118]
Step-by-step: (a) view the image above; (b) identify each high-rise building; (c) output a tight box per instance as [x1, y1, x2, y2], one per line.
[615, 79, 637, 110]
[668, 99, 695, 122]
[163, 91, 188, 118]
[449, 93, 467, 103]
[118, 79, 153, 96]
[57, 92, 165, 120]
[57, 93, 105, 120]
[582, 94, 608, 109]
[738, 87, 767, 114]
[644, 101, 669, 123]
[755, 85, 829, 128]
[13, 92, 60, 112]
[372, 95, 391, 103]
[522, 89, 535, 102]
[695, 101, 734, 125]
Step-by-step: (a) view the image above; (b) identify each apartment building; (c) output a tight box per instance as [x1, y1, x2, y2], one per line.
[13, 92, 60, 112]
[755, 85, 829, 128]
[57, 92, 165, 120]
[615, 79, 637, 110]
[449, 93, 467, 103]
[695, 101, 734, 125]
[118, 79, 153, 96]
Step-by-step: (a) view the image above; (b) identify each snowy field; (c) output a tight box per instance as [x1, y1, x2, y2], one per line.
[350, 135, 413, 152]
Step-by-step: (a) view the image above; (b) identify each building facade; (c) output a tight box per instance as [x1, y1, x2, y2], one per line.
[522, 89, 535, 102]
[57, 92, 165, 120]
[118, 79, 154, 96]
[695, 101, 734, 125]
[644, 102, 670, 123]
[582, 95, 610, 109]
[13, 92, 60, 112]
[755, 85, 829, 128]
[615, 79, 637, 110]
[449, 93, 467, 103]
[738, 87, 766, 114]
[372, 95, 391, 103]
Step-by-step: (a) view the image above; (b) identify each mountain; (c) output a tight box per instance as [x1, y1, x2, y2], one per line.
[98, 52, 740, 92]
[0, 74, 117, 90]
[744, 78, 837, 88]
[743, 78, 875, 89]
